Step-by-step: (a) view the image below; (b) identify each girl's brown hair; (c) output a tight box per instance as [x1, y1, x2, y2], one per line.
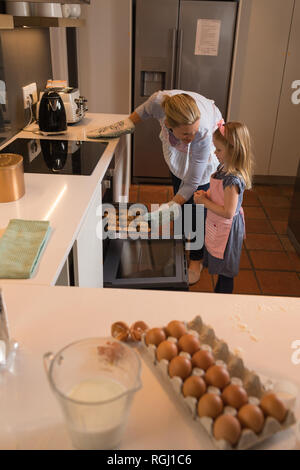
[214, 122, 254, 189]
[161, 93, 200, 128]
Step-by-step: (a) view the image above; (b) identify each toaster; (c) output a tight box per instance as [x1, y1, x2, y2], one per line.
[38, 88, 88, 124]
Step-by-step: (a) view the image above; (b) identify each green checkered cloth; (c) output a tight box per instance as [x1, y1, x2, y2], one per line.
[0, 219, 51, 279]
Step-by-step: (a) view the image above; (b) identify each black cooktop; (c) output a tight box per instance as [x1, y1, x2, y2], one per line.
[0, 138, 108, 175]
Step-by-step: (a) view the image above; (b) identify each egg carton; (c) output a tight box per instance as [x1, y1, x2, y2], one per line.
[139, 315, 296, 450]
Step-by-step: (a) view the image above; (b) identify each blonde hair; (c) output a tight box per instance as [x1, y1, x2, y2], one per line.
[161, 93, 200, 128]
[214, 121, 254, 190]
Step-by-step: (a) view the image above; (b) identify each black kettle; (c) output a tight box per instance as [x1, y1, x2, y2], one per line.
[38, 90, 67, 135]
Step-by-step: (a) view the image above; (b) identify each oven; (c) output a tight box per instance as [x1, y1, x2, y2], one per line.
[101, 196, 189, 291]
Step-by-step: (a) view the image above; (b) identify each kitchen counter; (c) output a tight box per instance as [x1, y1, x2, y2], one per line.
[0, 284, 299, 450]
[0, 113, 129, 286]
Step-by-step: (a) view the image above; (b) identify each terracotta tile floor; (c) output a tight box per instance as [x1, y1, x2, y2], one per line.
[130, 183, 300, 297]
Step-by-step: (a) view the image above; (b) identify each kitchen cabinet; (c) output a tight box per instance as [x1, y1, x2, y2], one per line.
[0, 13, 13, 28]
[5, 1, 90, 3]
[269, 0, 300, 177]
[76, 0, 132, 115]
[0, 13, 84, 28]
[13, 16, 84, 27]
[71, 134, 131, 288]
[55, 256, 71, 286]
[73, 180, 103, 288]
[228, 0, 295, 177]
[288, 159, 300, 254]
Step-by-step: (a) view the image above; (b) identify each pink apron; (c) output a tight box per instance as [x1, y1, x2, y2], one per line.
[205, 177, 245, 259]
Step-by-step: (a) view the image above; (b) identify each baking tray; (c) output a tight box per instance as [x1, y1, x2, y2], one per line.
[102, 202, 177, 239]
[102, 202, 151, 238]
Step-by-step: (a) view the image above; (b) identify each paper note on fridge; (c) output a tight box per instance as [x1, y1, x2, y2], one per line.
[194, 19, 221, 56]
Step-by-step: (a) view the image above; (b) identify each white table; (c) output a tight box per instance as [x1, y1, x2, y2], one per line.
[0, 284, 299, 450]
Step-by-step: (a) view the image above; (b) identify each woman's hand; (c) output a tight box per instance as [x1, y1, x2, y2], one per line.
[194, 190, 207, 205]
[143, 201, 181, 226]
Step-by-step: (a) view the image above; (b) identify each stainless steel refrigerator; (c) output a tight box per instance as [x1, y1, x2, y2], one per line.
[132, 0, 238, 183]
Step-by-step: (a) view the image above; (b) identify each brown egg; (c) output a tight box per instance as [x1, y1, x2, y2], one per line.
[222, 384, 248, 409]
[178, 334, 200, 355]
[168, 356, 192, 380]
[197, 393, 224, 419]
[260, 393, 287, 423]
[182, 376, 206, 399]
[205, 365, 230, 389]
[213, 414, 242, 446]
[111, 321, 130, 342]
[130, 321, 149, 341]
[156, 340, 178, 361]
[165, 320, 187, 339]
[145, 327, 166, 347]
[192, 350, 215, 370]
[238, 404, 265, 433]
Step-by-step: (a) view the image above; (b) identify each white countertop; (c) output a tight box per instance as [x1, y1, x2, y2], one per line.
[0, 113, 126, 285]
[0, 284, 299, 450]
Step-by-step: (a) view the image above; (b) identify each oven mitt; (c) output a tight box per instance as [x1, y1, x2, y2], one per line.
[0, 219, 51, 279]
[87, 118, 135, 139]
[144, 201, 181, 227]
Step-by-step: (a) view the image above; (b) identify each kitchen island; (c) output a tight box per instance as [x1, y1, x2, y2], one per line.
[0, 113, 130, 287]
[0, 284, 299, 450]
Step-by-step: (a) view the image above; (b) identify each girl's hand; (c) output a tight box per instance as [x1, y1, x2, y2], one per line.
[194, 190, 207, 204]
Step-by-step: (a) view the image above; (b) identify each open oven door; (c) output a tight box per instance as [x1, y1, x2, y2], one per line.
[103, 238, 188, 291]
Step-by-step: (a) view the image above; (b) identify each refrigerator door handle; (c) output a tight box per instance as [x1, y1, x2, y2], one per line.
[176, 29, 183, 89]
[170, 28, 177, 88]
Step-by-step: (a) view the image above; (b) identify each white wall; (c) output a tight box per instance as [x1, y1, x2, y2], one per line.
[76, 0, 132, 115]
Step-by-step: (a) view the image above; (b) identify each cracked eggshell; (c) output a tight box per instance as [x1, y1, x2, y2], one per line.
[130, 321, 149, 341]
[111, 321, 130, 342]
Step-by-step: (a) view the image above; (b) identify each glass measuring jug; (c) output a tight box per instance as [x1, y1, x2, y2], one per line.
[43, 337, 142, 450]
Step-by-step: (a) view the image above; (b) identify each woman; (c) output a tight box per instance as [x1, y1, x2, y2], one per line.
[89, 90, 222, 285]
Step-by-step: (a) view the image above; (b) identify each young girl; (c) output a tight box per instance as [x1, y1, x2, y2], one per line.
[194, 121, 253, 294]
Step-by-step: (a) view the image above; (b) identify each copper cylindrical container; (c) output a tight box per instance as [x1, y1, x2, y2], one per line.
[0, 153, 25, 203]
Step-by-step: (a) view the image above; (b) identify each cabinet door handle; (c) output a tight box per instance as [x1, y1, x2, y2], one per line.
[176, 29, 183, 89]
[170, 28, 177, 89]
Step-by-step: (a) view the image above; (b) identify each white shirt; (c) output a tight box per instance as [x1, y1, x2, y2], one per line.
[135, 90, 222, 201]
